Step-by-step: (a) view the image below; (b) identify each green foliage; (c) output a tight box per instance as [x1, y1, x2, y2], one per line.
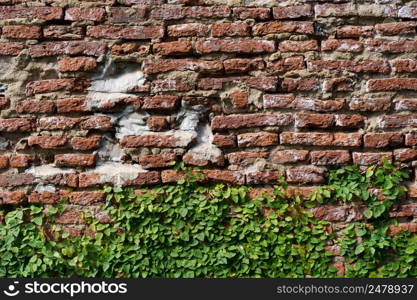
[0, 160, 415, 278]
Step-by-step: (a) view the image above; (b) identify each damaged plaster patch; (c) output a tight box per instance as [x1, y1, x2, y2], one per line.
[84, 162, 148, 187]
[26, 164, 76, 177]
[34, 184, 56, 194]
[185, 124, 223, 164]
[95, 133, 124, 162]
[86, 57, 146, 110]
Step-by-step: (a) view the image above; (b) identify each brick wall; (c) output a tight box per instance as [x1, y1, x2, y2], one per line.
[0, 0, 416, 228]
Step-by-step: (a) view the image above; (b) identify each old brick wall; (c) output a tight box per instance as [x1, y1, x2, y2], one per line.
[0, 0, 416, 230]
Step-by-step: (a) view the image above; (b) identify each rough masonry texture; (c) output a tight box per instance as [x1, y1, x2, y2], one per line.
[0, 0, 417, 233]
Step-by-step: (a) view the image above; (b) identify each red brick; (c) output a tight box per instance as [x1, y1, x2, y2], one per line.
[279, 40, 318, 52]
[322, 39, 363, 52]
[312, 206, 364, 222]
[0, 6, 63, 20]
[58, 57, 97, 72]
[153, 41, 192, 56]
[295, 113, 334, 129]
[111, 43, 149, 56]
[1, 191, 26, 204]
[0, 42, 24, 55]
[87, 25, 164, 40]
[398, 6, 417, 19]
[286, 166, 326, 183]
[65, 8, 105, 21]
[10, 154, 35, 168]
[56, 98, 88, 113]
[143, 59, 222, 74]
[394, 148, 417, 162]
[334, 114, 364, 129]
[211, 113, 292, 130]
[139, 154, 177, 169]
[26, 79, 90, 96]
[0, 118, 36, 132]
[405, 133, 417, 146]
[273, 5, 312, 19]
[349, 97, 391, 112]
[323, 77, 353, 92]
[30, 41, 106, 57]
[195, 39, 275, 54]
[268, 56, 304, 73]
[70, 136, 100, 150]
[237, 132, 278, 147]
[369, 78, 417, 91]
[394, 99, 417, 111]
[281, 78, 319, 92]
[2, 25, 41, 39]
[367, 40, 417, 53]
[307, 60, 389, 73]
[0, 155, 8, 169]
[167, 23, 210, 37]
[375, 22, 416, 35]
[352, 152, 392, 165]
[43, 26, 84, 40]
[212, 22, 249, 37]
[55, 154, 96, 167]
[336, 25, 373, 38]
[280, 132, 362, 147]
[0, 96, 8, 109]
[109, 7, 146, 23]
[147, 116, 169, 131]
[39, 116, 78, 130]
[310, 150, 351, 165]
[16, 100, 55, 114]
[79, 116, 112, 131]
[203, 170, 244, 185]
[314, 3, 356, 17]
[391, 59, 417, 73]
[270, 150, 309, 164]
[28, 136, 67, 149]
[224, 58, 264, 73]
[389, 224, 417, 236]
[232, 7, 270, 20]
[229, 91, 248, 108]
[252, 21, 314, 35]
[364, 133, 404, 148]
[213, 134, 236, 148]
[142, 95, 180, 111]
[70, 191, 104, 205]
[29, 191, 66, 204]
[199, 76, 277, 91]
[378, 114, 417, 128]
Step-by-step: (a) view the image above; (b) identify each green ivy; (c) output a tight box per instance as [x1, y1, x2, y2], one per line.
[0, 160, 415, 278]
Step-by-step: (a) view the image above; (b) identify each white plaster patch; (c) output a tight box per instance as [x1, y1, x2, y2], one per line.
[185, 124, 222, 163]
[84, 162, 147, 187]
[26, 164, 76, 177]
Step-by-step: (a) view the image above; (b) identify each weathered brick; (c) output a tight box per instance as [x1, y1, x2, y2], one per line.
[30, 41, 106, 57]
[143, 59, 222, 74]
[0, 118, 36, 132]
[26, 79, 90, 96]
[139, 154, 177, 169]
[227, 151, 268, 166]
[65, 8, 105, 21]
[56, 98, 88, 113]
[279, 40, 318, 52]
[28, 136, 67, 149]
[307, 60, 389, 73]
[10, 154, 35, 168]
[211, 113, 292, 130]
[377, 114, 417, 128]
[273, 5, 312, 19]
[120, 134, 195, 148]
[39, 116, 78, 130]
[151, 79, 192, 93]
[212, 22, 249, 37]
[55, 154, 96, 167]
[70, 136, 101, 150]
[364, 133, 403, 148]
[199, 76, 277, 91]
[246, 171, 283, 185]
[70, 191, 104, 205]
[195, 39, 275, 54]
[111, 43, 149, 56]
[0, 174, 35, 187]
[336, 25, 373, 38]
[109, 7, 146, 23]
[43, 26, 84, 40]
[142, 95, 180, 111]
[394, 148, 417, 162]
[147, 116, 169, 131]
[263, 94, 344, 112]
[0, 42, 24, 55]
[295, 113, 334, 129]
[87, 25, 164, 39]
[349, 97, 391, 112]
[16, 100, 55, 114]
[167, 23, 210, 37]
[286, 166, 326, 183]
[405, 133, 417, 146]
[237, 132, 278, 147]
[79, 116, 113, 131]
[203, 170, 244, 185]
[352, 152, 392, 165]
[213, 134, 236, 148]
[150, 6, 230, 20]
[281, 78, 319, 92]
[1, 191, 26, 204]
[322, 39, 363, 52]
[314, 3, 356, 17]
[153, 41, 192, 56]
[2, 25, 41, 39]
[0, 6, 62, 20]
[253, 21, 314, 35]
[229, 90, 248, 109]
[0, 155, 8, 169]
[312, 205, 364, 222]
[281, 132, 362, 147]
[267, 56, 304, 74]
[367, 40, 417, 53]
[58, 57, 97, 72]
[323, 77, 353, 92]
[398, 6, 417, 19]
[310, 150, 351, 165]
[233, 7, 270, 20]
[29, 191, 66, 204]
[270, 150, 309, 164]
[375, 22, 416, 35]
